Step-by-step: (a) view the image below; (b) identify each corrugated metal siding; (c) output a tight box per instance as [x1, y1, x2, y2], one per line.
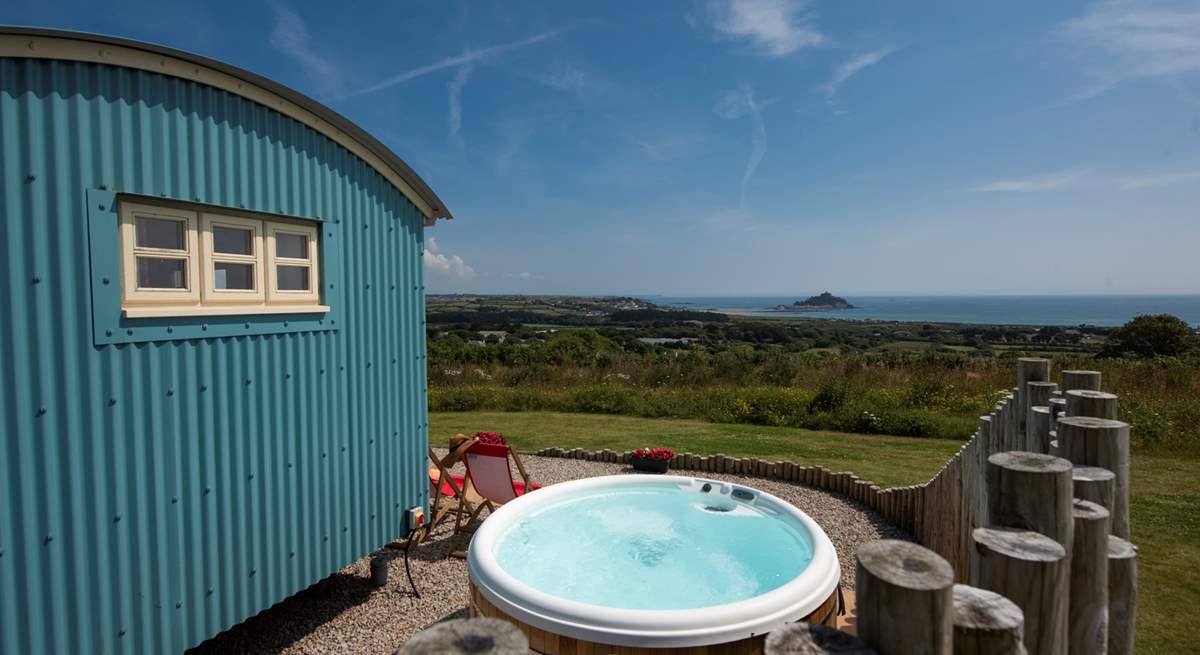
[0, 58, 429, 654]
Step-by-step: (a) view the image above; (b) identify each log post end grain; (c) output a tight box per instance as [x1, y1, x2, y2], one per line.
[1064, 390, 1120, 420]
[971, 528, 1067, 655]
[972, 527, 1066, 562]
[1057, 416, 1126, 431]
[1072, 466, 1116, 510]
[952, 584, 1024, 654]
[987, 451, 1072, 474]
[765, 622, 878, 655]
[1065, 389, 1117, 401]
[397, 618, 529, 655]
[856, 540, 955, 652]
[1061, 370, 1102, 392]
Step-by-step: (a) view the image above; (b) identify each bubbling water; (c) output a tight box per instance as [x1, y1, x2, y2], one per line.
[493, 484, 814, 610]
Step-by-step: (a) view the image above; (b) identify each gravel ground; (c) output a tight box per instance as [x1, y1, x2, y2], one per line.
[189, 454, 910, 654]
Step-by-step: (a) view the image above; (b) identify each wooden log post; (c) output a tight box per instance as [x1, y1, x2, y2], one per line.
[1061, 370, 1102, 393]
[1025, 382, 1058, 451]
[1017, 359, 1052, 443]
[1107, 536, 1137, 655]
[1048, 397, 1067, 424]
[986, 452, 1074, 549]
[1064, 390, 1118, 421]
[1057, 417, 1131, 539]
[1069, 499, 1110, 655]
[1028, 407, 1053, 455]
[856, 540, 954, 655]
[398, 618, 529, 655]
[972, 528, 1068, 655]
[951, 583, 1025, 655]
[1072, 466, 1115, 515]
[765, 622, 878, 654]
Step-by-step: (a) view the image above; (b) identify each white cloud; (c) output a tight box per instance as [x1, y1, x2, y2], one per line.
[537, 61, 587, 92]
[505, 272, 542, 281]
[969, 169, 1088, 192]
[703, 0, 826, 57]
[1057, 0, 1200, 102]
[267, 1, 341, 97]
[343, 28, 568, 99]
[424, 237, 475, 278]
[821, 46, 899, 100]
[447, 63, 472, 140]
[1118, 170, 1200, 189]
[636, 134, 704, 162]
[714, 84, 767, 207]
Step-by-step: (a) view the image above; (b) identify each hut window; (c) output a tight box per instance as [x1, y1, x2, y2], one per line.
[266, 222, 321, 305]
[119, 199, 327, 318]
[201, 213, 264, 304]
[120, 202, 201, 306]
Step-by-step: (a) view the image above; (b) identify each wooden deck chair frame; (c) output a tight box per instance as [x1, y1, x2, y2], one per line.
[424, 436, 479, 542]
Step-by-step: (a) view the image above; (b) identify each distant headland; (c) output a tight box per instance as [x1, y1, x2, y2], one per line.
[768, 292, 856, 312]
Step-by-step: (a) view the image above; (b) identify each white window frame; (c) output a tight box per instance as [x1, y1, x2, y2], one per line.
[118, 199, 328, 318]
[120, 201, 200, 306]
[266, 220, 321, 305]
[201, 212, 265, 304]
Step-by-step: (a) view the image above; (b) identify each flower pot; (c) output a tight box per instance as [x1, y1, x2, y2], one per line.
[630, 455, 670, 473]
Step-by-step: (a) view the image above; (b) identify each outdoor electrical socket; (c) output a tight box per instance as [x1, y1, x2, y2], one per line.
[405, 506, 425, 532]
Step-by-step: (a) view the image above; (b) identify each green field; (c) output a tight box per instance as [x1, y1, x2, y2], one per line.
[430, 411, 1199, 654]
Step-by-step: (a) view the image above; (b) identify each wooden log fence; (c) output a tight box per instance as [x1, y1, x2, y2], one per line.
[522, 362, 1136, 655]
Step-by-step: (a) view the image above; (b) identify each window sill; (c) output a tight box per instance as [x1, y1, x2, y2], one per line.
[122, 304, 331, 318]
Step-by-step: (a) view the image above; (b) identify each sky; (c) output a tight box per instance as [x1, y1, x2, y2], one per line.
[5, 0, 1200, 295]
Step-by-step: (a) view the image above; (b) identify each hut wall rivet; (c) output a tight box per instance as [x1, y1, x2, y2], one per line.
[113, 515, 120, 522]
[102, 277, 110, 284]
[31, 276, 40, 284]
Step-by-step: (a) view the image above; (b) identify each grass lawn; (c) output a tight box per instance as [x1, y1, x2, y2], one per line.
[430, 410, 1198, 655]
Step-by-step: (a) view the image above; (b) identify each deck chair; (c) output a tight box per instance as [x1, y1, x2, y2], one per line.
[456, 441, 541, 531]
[424, 437, 481, 541]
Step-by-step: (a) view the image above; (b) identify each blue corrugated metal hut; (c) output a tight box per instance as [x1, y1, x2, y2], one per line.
[0, 27, 449, 653]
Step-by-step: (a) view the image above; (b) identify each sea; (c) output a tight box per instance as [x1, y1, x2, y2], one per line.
[647, 295, 1200, 328]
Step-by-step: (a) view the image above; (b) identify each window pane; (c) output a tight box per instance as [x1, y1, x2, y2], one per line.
[276, 233, 308, 259]
[276, 265, 310, 291]
[136, 257, 187, 289]
[213, 225, 253, 255]
[136, 217, 185, 250]
[215, 262, 254, 290]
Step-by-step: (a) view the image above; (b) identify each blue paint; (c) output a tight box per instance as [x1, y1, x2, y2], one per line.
[1, 54, 432, 653]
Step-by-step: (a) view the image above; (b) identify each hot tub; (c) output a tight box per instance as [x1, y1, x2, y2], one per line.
[467, 475, 841, 653]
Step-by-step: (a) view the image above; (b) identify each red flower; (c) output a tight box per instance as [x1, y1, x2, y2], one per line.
[633, 447, 674, 461]
[474, 431, 507, 445]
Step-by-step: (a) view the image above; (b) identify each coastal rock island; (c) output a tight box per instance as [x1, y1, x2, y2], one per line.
[770, 292, 856, 312]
